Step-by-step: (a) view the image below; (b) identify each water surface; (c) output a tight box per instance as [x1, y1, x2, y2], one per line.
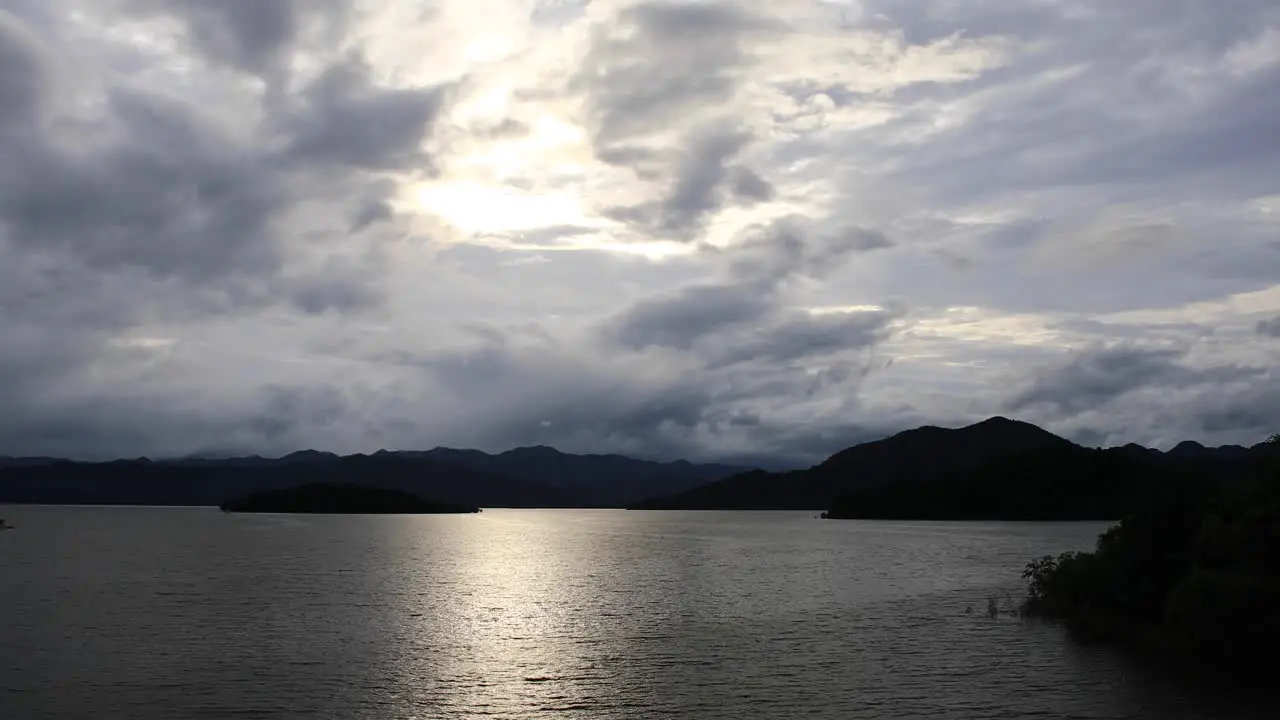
[0, 506, 1270, 719]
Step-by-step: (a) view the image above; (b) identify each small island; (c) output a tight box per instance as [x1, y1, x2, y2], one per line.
[219, 482, 481, 514]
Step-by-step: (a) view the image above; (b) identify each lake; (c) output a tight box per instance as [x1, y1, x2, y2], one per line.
[0, 506, 1271, 719]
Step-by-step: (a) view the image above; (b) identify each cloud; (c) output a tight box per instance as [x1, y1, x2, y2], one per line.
[0, 0, 1278, 464]
[0, 2, 450, 457]
[1258, 316, 1280, 338]
[704, 309, 899, 371]
[0, 9, 48, 126]
[609, 216, 899, 357]
[1005, 342, 1275, 447]
[2, 90, 279, 283]
[281, 51, 451, 171]
[575, 1, 775, 152]
[1009, 345, 1203, 416]
[119, 0, 351, 78]
[611, 280, 776, 351]
[722, 216, 893, 284]
[602, 124, 772, 239]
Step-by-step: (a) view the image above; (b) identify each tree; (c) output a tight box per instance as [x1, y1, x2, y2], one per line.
[1021, 432, 1280, 678]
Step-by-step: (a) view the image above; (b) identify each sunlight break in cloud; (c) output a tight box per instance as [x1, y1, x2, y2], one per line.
[0, 0, 1278, 464]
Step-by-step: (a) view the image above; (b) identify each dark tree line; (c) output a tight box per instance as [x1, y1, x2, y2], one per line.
[823, 444, 1227, 520]
[1022, 436, 1280, 679]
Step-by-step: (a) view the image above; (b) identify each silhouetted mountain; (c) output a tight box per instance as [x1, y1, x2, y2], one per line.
[1114, 443, 1164, 461]
[0, 447, 746, 508]
[0, 455, 571, 508]
[3, 423, 1265, 515]
[1166, 440, 1252, 461]
[630, 416, 1073, 510]
[162, 450, 338, 467]
[220, 482, 479, 514]
[823, 445, 1228, 520]
[411, 446, 746, 506]
[278, 450, 341, 464]
[630, 417, 1267, 516]
[0, 456, 63, 468]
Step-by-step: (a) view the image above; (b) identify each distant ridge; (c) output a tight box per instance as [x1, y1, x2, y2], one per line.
[629, 416, 1072, 510]
[2, 421, 1269, 516]
[628, 417, 1270, 516]
[0, 446, 748, 509]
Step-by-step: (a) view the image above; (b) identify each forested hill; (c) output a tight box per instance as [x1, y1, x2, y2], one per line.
[822, 444, 1231, 520]
[630, 418, 1268, 520]
[1020, 439, 1280, 680]
[3, 418, 1266, 517]
[0, 448, 747, 509]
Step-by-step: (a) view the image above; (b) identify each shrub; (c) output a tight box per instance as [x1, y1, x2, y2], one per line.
[1021, 443, 1279, 677]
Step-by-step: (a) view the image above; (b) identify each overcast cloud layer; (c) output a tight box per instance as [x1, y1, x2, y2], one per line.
[2, 0, 1278, 465]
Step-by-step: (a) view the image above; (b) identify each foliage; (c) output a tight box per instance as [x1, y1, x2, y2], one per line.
[826, 443, 1223, 520]
[1022, 440, 1280, 676]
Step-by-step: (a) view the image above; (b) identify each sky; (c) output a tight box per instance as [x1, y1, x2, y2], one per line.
[1, 0, 1279, 466]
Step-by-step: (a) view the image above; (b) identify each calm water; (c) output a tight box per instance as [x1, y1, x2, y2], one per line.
[0, 506, 1271, 719]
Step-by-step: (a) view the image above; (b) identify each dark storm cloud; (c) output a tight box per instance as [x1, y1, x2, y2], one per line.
[413, 327, 899, 466]
[1193, 373, 1280, 437]
[1041, 365, 1280, 451]
[611, 280, 776, 351]
[246, 384, 351, 443]
[0, 3, 451, 458]
[576, 1, 773, 150]
[171, 0, 296, 74]
[2, 90, 282, 282]
[601, 124, 772, 239]
[281, 52, 451, 171]
[3, 0, 1278, 465]
[801, 0, 1280, 332]
[403, 333, 719, 457]
[877, 0, 1279, 59]
[656, 125, 756, 232]
[0, 378, 356, 461]
[288, 258, 385, 316]
[1009, 345, 1267, 417]
[1009, 346, 1193, 415]
[704, 309, 900, 370]
[0, 7, 446, 290]
[845, 230, 895, 253]
[350, 198, 394, 233]
[611, 216, 895, 353]
[729, 167, 775, 202]
[578, 2, 783, 238]
[490, 211, 909, 460]
[723, 217, 893, 283]
[121, 0, 350, 77]
[394, 214, 907, 464]
[1258, 317, 1280, 338]
[938, 67, 1280, 198]
[860, 1, 1280, 206]
[0, 9, 46, 126]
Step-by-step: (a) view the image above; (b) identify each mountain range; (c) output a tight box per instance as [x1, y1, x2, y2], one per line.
[627, 417, 1269, 518]
[1, 418, 1270, 518]
[0, 446, 747, 509]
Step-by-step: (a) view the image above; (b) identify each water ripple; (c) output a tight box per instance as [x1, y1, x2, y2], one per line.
[1, 507, 1274, 719]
